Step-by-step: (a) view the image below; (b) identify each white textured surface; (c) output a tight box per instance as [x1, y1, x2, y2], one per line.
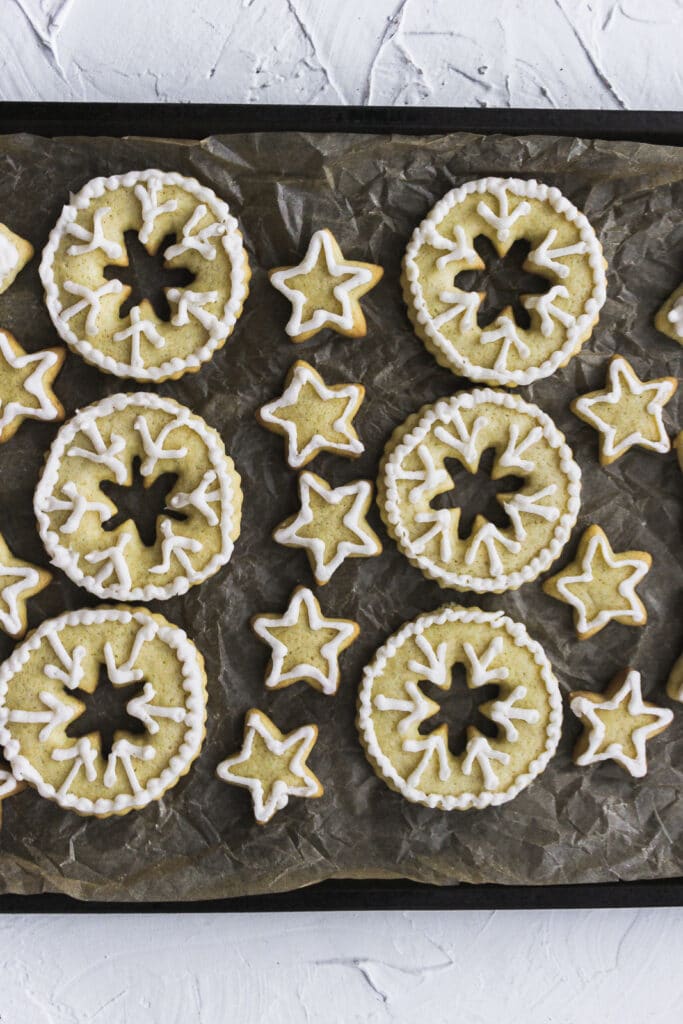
[1, 1, 682, 1021]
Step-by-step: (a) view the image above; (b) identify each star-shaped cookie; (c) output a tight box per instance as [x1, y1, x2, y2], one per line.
[253, 586, 359, 695]
[273, 471, 382, 585]
[655, 281, 683, 345]
[0, 330, 65, 444]
[542, 525, 651, 640]
[0, 762, 25, 828]
[571, 355, 677, 464]
[0, 223, 33, 294]
[216, 709, 323, 824]
[269, 229, 383, 342]
[0, 533, 52, 638]
[570, 669, 673, 777]
[258, 360, 365, 468]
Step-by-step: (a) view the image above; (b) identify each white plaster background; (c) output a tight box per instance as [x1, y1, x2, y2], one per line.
[1, 1, 683, 1021]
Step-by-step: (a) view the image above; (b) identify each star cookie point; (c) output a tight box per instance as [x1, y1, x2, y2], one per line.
[571, 355, 677, 465]
[258, 360, 365, 469]
[253, 586, 359, 695]
[543, 524, 651, 640]
[216, 709, 323, 824]
[269, 229, 383, 343]
[0, 223, 33, 294]
[0, 534, 52, 639]
[0, 331, 65, 444]
[570, 668, 673, 777]
[655, 281, 683, 345]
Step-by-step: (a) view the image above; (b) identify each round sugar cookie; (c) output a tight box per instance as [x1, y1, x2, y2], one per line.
[357, 605, 562, 811]
[40, 169, 250, 382]
[378, 389, 580, 594]
[402, 177, 606, 386]
[34, 392, 242, 601]
[0, 606, 206, 817]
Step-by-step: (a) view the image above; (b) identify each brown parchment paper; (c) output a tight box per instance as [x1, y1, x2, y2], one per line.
[0, 130, 681, 902]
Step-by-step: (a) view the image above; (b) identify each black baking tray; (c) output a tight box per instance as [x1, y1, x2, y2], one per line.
[0, 103, 681, 912]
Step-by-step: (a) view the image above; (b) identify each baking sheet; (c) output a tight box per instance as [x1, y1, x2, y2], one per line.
[0, 128, 681, 901]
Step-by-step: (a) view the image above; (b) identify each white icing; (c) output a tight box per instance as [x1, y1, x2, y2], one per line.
[270, 229, 374, 337]
[404, 177, 607, 386]
[126, 683, 187, 735]
[374, 681, 436, 737]
[462, 636, 509, 688]
[570, 670, 673, 778]
[501, 485, 559, 542]
[65, 207, 122, 260]
[273, 472, 380, 584]
[44, 633, 86, 690]
[0, 232, 19, 280]
[253, 587, 357, 696]
[8, 690, 75, 742]
[164, 205, 225, 262]
[104, 738, 155, 793]
[408, 509, 453, 561]
[0, 768, 21, 800]
[479, 315, 530, 372]
[487, 685, 540, 742]
[43, 481, 111, 534]
[465, 522, 521, 577]
[422, 222, 478, 271]
[167, 288, 221, 333]
[432, 289, 479, 331]
[40, 169, 249, 382]
[573, 355, 676, 459]
[104, 620, 158, 685]
[84, 532, 133, 592]
[527, 227, 588, 279]
[0, 563, 41, 638]
[0, 331, 62, 433]
[0, 606, 207, 816]
[524, 284, 576, 337]
[135, 177, 178, 244]
[358, 606, 562, 811]
[134, 412, 189, 476]
[408, 633, 449, 687]
[150, 519, 202, 581]
[35, 392, 240, 603]
[216, 711, 319, 823]
[113, 305, 166, 371]
[168, 469, 220, 526]
[461, 734, 509, 790]
[393, 443, 450, 504]
[403, 732, 451, 788]
[259, 361, 365, 469]
[668, 295, 683, 338]
[61, 279, 124, 337]
[382, 389, 581, 594]
[553, 528, 651, 637]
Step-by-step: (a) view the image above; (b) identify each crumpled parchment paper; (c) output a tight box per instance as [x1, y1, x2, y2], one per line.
[0, 130, 680, 901]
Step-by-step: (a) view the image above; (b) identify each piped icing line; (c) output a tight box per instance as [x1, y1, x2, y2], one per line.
[65, 207, 122, 259]
[571, 355, 677, 463]
[0, 331, 64, 440]
[216, 709, 322, 824]
[0, 606, 207, 816]
[252, 586, 358, 695]
[39, 169, 250, 382]
[0, 234, 19, 279]
[258, 360, 365, 469]
[381, 389, 580, 594]
[357, 605, 562, 811]
[403, 177, 606, 386]
[274, 472, 382, 585]
[570, 669, 673, 778]
[0, 535, 51, 640]
[34, 391, 240, 603]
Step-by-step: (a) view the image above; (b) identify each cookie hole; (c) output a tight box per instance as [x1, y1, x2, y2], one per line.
[453, 236, 550, 330]
[418, 663, 499, 756]
[104, 230, 195, 322]
[430, 449, 525, 539]
[100, 455, 187, 547]
[66, 662, 147, 760]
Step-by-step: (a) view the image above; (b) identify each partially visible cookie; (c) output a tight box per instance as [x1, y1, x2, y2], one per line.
[273, 471, 382, 585]
[0, 533, 51, 638]
[570, 668, 673, 777]
[258, 360, 365, 468]
[0, 759, 25, 828]
[0, 224, 33, 294]
[252, 585, 359, 695]
[216, 709, 323, 824]
[0, 330, 65, 444]
[655, 282, 683, 345]
[676, 431, 683, 474]
[667, 653, 683, 704]
[542, 525, 651, 640]
[571, 355, 677, 465]
[269, 229, 383, 343]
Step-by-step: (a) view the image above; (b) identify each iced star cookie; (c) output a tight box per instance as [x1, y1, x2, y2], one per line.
[269, 229, 383, 343]
[0, 224, 33, 294]
[357, 606, 562, 811]
[379, 389, 580, 594]
[667, 653, 683, 704]
[274, 471, 382, 585]
[34, 392, 242, 601]
[571, 355, 677, 465]
[0, 606, 207, 817]
[403, 177, 606, 386]
[570, 669, 673, 778]
[0, 534, 51, 639]
[0, 331, 65, 444]
[258, 360, 365, 468]
[216, 709, 323, 824]
[253, 586, 359, 695]
[543, 525, 651, 640]
[655, 282, 683, 345]
[40, 169, 250, 382]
